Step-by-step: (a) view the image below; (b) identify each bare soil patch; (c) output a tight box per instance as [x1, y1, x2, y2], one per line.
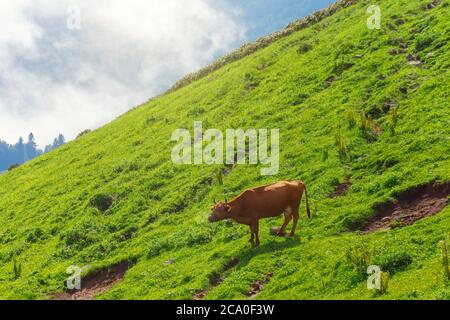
[329, 180, 352, 198]
[246, 273, 273, 299]
[426, 0, 442, 10]
[361, 182, 449, 233]
[193, 290, 208, 300]
[224, 258, 240, 270]
[54, 261, 131, 300]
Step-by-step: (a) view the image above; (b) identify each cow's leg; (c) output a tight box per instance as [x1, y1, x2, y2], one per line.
[289, 209, 299, 237]
[252, 221, 260, 247]
[249, 225, 255, 246]
[278, 213, 292, 236]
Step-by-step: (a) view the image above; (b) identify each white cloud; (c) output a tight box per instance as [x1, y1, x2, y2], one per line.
[0, 0, 245, 147]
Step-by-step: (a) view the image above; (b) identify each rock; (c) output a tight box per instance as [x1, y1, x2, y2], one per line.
[400, 86, 408, 94]
[325, 75, 341, 85]
[406, 54, 415, 61]
[193, 290, 207, 300]
[406, 54, 421, 65]
[426, 0, 441, 10]
[388, 48, 399, 55]
[164, 259, 175, 266]
[382, 101, 397, 112]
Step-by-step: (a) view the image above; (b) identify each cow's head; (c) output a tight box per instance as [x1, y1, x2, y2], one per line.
[209, 202, 231, 222]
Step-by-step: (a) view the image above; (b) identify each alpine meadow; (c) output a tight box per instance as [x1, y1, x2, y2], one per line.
[0, 0, 449, 300]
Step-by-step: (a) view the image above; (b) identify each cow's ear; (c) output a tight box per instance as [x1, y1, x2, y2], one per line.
[225, 205, 231, 213]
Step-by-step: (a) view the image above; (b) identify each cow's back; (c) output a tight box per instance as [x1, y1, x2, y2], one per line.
[244, 180, 304, 218]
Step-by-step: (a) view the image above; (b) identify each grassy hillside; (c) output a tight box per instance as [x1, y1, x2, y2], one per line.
[0, 0, 449, 300]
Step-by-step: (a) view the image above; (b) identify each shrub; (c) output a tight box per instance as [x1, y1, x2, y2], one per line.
[8, 164, 20, 171]
[383, 173, 400, 189]
[25, 228, 44, 243]
[146, 212, 159, 225]
[414, 34, 436, 52]
[76, 129, 91, 139]
[374, 250, 412, 274]
[244, 73, 260, 90]
[147, 240, 168, 258]
[297, 43, 313, 54]
[346, 244, 375, 275]
[291, 93, 309, 106]
[331, 58, 354, 76]
[61, 221, 103, 251]
[89, 193, 114, 212]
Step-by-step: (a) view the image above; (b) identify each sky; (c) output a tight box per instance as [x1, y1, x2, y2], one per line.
[0, 0, 335, 147]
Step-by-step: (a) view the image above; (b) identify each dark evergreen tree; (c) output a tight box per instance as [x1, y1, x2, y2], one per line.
[57, 134, 65, 146]
[0, 133, 65, 172]
[26, 133, 40, 160]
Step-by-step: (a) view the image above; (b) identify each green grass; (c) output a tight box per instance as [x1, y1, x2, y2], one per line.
[0, 0, 449, 300]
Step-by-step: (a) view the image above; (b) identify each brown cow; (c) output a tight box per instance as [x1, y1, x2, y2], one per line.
[208, 180, 311, 247]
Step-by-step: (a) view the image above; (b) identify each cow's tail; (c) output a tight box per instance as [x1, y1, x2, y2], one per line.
[303, 182, 311, 219]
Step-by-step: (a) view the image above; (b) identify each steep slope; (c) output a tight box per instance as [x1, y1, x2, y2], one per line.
[0, 0, 449, 300]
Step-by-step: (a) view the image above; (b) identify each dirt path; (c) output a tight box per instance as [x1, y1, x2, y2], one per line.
[246, 273, 273, 299]
[54, 261, 131, 300]
[362, 182, 449, 233]
[329, 180, 352, 198]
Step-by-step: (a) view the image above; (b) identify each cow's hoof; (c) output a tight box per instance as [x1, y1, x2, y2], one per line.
[270, 227, 286, 237]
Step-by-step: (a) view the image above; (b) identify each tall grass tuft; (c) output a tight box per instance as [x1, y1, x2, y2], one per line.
[13, 258, 22, 279]
[380, 272, 390, 294]
[359, 111, 378, 142]
[347, 108, 358, 129]
[387, 107, 399, 135]
[346, 244, 375, 276]
[216, 169, 224, 186]
[322, 149, 329, 162]
[439, 236, 450, 280]
[335, 124, 349, 161]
